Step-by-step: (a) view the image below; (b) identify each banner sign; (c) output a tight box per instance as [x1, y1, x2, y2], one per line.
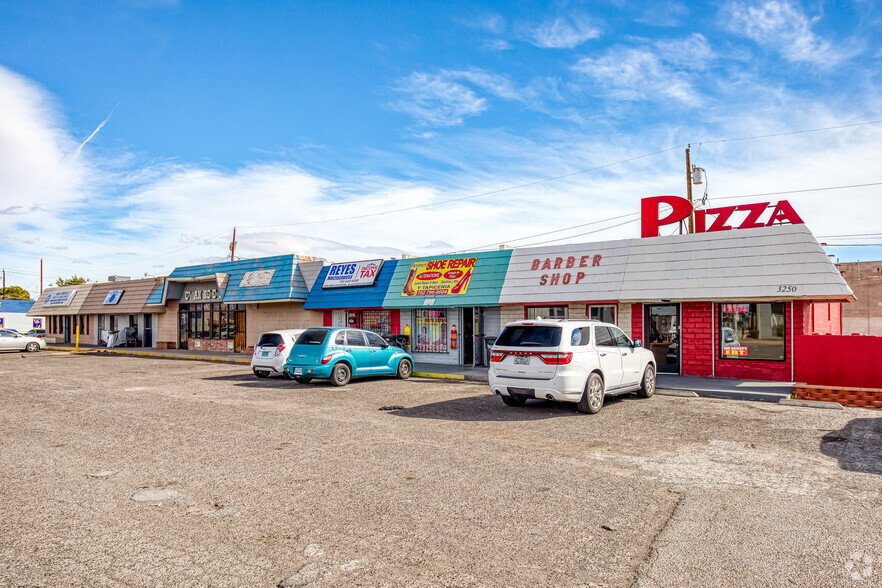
[103, 290, 124, 305]
[402, 257, 475, 297]
[322, 259, 384, 289]
[182, 283, 221, 302]
[44, 290, 76, 307]
[33, 319, 42, 328]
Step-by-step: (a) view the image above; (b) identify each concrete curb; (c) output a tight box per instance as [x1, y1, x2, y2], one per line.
[48, 346, 251, 365]
[655, 390, 700, 397]
[412, 372, 487, 383]
[778, 398, 844, 410]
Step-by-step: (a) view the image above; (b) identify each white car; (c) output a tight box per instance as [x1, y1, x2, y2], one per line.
[488, 319, 656, 414]
[251, 329, 305, 378]
[0, 328, 47, 352]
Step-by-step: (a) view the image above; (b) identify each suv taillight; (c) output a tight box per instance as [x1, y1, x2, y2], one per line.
[321, 354, 334, 364]
[537, 352, 573, 365]
[490, 351, 505, 362]
[274, 344, 285, 356]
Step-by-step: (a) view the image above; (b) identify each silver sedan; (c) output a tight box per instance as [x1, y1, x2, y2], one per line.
[0, 328, 47, 352]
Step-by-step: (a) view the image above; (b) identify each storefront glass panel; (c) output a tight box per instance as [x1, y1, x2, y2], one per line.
[719, 303, 785, 361]
[360, 309, 392, 336]
[526, 306, 567, 319]
[414, 309, 447, 353]
[589, 305, 616, 324]
[646, 304, 680, 374]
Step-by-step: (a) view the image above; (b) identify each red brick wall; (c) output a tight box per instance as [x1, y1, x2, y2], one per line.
[630, 303, 643, 342]
[808, 302, 842, 335]
[681, 302, 713, 377]
[188, 338, 233, 352]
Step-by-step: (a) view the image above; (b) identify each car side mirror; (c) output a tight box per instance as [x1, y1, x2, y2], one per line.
[633, 338, 642, 347]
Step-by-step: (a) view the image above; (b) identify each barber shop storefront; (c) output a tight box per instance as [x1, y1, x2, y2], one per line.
[493, 196, 853, 381]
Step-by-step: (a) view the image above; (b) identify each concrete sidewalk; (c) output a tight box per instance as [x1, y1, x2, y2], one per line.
[46, 343, 794, 400]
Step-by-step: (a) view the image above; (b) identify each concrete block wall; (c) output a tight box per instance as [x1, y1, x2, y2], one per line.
[246, 302, 324, 347]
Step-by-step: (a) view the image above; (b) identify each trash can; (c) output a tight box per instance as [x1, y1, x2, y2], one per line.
[483, 335, 497, 367]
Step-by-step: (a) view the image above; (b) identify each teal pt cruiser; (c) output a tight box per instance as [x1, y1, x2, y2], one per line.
[283, 327, 414, 386]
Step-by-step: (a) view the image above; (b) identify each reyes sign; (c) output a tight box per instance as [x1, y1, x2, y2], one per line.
[641, 195, 804, 238]
[322, 259, 384, 289]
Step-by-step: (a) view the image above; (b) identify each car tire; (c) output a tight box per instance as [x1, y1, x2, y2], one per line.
[501, 395, 527, 407]
[294, 376, 312, 384]
[577, 373, 604, 414]
[330, 363, 351, 387]
[254, 370, 270, 378]
[25, 342, 40, 352]
[637, 364, 656, 398]
[396, 359, 412, 379]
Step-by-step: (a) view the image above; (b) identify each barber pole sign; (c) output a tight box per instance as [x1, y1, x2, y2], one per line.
[641, 195, 804, 238]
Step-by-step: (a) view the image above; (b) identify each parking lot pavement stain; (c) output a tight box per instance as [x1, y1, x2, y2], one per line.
[87, 470, 119, 479]
[131, 488, 182, 503]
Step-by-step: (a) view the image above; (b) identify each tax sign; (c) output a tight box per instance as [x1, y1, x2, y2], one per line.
[641, 195, 804, 238]
[322, 259, 384, 289]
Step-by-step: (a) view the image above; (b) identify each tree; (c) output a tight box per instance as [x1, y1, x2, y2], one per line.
[0, 286, 32, 300]
[55, 275, 88, 286]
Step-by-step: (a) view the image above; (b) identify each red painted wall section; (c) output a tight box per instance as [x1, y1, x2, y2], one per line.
[808, 302, 842, 335]
[795, 334, 882, 388]
[391, 309, 401, 335]
[681, 302, 713, 377]
[323, 310, 332, 327]
[630, 303, 643, 342]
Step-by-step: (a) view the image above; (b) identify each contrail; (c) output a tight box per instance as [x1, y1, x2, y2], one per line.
[72, 102, 119, 161]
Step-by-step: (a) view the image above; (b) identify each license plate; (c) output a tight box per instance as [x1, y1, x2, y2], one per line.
[294, 368, 302, 375]
[514, 356, 530, 365]
[261, 351, 269, 357]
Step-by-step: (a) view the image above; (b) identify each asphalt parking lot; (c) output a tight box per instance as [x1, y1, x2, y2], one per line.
[1, 351, 880, 587]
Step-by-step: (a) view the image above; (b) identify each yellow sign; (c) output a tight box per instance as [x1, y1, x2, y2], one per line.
[402, 257, 476, 296]
[722, 346, 748, 357]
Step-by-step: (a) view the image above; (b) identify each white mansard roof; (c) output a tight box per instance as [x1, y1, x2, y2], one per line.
[498, 224, 854, 304]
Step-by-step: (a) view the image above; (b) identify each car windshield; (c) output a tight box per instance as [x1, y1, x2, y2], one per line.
[295, 329, 330, 345]
[494, 325, 562, 347]
[257, 333, 284, 347]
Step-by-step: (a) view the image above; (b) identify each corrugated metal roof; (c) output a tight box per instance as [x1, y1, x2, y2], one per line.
[0, 300, 35, 314]
[383, 251, 512, 308]
[304, 260, 399, 309]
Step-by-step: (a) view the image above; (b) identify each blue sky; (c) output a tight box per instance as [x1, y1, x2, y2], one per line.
[1, 0, 881, 294]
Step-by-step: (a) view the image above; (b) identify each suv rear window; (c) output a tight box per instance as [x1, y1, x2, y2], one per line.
[495, 325, 562, 347]
[295, 329, 330, 345]
[257, 333, 284, 347]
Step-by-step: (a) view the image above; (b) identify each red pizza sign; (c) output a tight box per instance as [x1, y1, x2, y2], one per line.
[641, 196, 804, 238]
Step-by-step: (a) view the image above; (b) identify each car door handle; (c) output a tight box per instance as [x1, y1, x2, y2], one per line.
[600, 352, 607, 357]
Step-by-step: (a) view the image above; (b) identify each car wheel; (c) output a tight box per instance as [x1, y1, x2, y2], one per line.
[254, 370, 270, 378]
[396, 359, 412, 379]
[25, 342, 40, 352]
[637, 364, 656, 398]
[501, 395, 527, 407]
[294, 376, 312, 384]
[577, 373, 604, 414]
[330, 363, 351, 387]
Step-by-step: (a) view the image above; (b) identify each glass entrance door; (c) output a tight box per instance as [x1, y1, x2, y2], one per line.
[645, 304, 680, 374]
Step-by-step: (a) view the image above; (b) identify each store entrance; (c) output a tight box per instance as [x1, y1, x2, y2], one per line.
[64, 316, 71, 343]
[462, 308, 475, 365]
[645, 304, 680, 374]
[234, 311, 246, 352]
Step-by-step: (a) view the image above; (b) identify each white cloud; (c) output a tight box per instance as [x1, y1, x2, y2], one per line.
[526, 14, 602, 49]
[723, 1, 841, 65]
[573, 47, 702, 105]
[392, 72, 487, 127]
[634, 2, 690, 27]
[483, 39, 513, 52]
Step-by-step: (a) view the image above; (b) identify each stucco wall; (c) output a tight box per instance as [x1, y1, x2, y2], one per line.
[245, 302, 324, 347]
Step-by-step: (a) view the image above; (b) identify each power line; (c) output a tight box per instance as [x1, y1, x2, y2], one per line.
[700, 120, 882, 145]
[712, 182, 882, 201]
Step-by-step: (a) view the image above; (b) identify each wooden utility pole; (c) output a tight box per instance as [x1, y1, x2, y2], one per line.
[685, 145, 694, 234]
[41, 259, 43, 293]
[230, 227, 237, 261]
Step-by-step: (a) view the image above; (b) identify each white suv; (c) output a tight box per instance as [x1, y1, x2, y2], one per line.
[488, 319, 656, 414]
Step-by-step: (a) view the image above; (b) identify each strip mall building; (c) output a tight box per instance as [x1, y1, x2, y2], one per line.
[29, 197, 854, 382]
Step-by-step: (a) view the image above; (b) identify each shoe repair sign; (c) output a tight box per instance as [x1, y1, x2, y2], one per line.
[402, 257, 476, 296]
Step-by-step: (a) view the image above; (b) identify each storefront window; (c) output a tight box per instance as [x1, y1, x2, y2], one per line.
[589, 305, 616, 324]
[360, 309, 392, 336]
[414, 309, 447, 353]
[719, 303, 785, 361]
[526, 306, 567, 319]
